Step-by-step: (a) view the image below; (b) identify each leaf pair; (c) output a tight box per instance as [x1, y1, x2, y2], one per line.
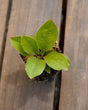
[10, 20, 58, 55]
[25, 50, 70, 79]
[10, 19, 70, 79]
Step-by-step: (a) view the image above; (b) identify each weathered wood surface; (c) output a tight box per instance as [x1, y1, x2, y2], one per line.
[59, 0, 88, 110]
[0, 0, 9, 68]
[0, 0, 62, 110]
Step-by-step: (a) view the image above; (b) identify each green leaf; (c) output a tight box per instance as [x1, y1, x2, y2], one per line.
[44, 51, 69, 71]
[10, 36, 29, 56]
[45, 64, 51, 74]
[25, 56, 46, 79]
[21, 35, 39, 55]
[62, 54, 70, 66]
[36, 19, 58, 51]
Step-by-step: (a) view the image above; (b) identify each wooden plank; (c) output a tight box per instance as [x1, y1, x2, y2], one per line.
[0, 0, 9, 70]
[0, 0, 62, 110]
[59, 0, 88, 110]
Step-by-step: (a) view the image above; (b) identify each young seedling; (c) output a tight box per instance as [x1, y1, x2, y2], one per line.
[10, 20, 70, 79]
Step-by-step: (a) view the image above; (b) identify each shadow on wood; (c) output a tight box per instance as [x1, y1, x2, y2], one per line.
[4, 69, 55, 108]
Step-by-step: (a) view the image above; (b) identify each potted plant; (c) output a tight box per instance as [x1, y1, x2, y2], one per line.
[10, 20, 70, 81]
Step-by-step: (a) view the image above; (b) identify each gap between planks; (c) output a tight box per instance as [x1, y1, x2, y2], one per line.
[53, 0, 68, 110]
[0, 0, 13, 79]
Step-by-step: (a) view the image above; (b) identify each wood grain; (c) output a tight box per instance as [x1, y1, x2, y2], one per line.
[0, 0, 62, 110]
[0, 0, 9, 69]
[59, 0, 88, 110]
